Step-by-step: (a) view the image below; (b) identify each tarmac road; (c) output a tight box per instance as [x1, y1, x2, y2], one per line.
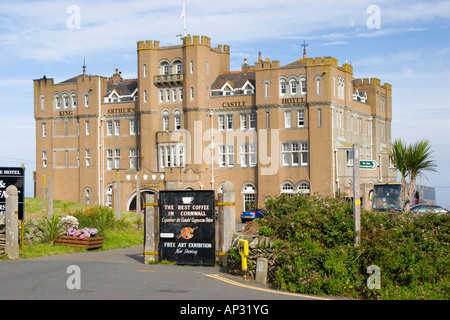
[0, 246, 333, 301]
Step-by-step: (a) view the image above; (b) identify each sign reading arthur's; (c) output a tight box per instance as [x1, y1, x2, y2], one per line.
[159, 190, 215, 265]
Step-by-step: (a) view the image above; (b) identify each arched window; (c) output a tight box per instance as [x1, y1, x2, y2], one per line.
[84, 188, 91, 204]
[297, 182, 310, 195]
[242, 183, 256, 211]
[162, 110, 170, 132]
[281, 182, 294, 193]
[71, 94, 77, 108]
[160, 61, 170, 75]
[54, 94, 61, 109]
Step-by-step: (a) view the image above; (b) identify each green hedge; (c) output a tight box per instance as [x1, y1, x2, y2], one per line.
[257, 194, 449, 300]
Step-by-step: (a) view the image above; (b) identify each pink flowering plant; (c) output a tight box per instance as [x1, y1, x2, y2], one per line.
[65, 226, 99, 239]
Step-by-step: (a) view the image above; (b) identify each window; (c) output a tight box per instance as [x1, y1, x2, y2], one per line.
[130, 119, 136, 135]
[106, 121, 113, 136]
[84, 94, 89, 108]
[290, 81, 297, 95]
[190, 87, 194, 100]
[281, 141, 309, 166]
[163, 115, 169, 132]
[85, 148, 90, 167]
[85, 189, 91, 204]
[129, 148, 139, 169]
[218, 115, 225, 131]
[173, 89, 177, 101]
[42, 150, 47, 168]
[71, 94, 77, 108]
[106, 149, 113, 170]
[55, 96, 61, 109]
[249, 113, 256, 129]
[284, 111, 292, 128]
[242, 184, 256, 211]
[114, 120, 120, 136]
[281, 182, 294, 193]
[298, 110, 305, 127]
[40, 96, 45, 111]
[317, 108, 322, 128]
[226, 114, 233, 130]
[175, 62, 183, 74]
[300, 78, 307, 94]
[179, 88, 183, 101]
[161, 62, 169, 75]
[64, 96, 69, 108]
[158, 144, 185, 169]
[42, 122, 46, 138]
[159, 89, 163, 103]
[190, 60, 194, 74]
[174, 115, 181, 131]
[85, 120, 90, 136]
[218, 145, 234, 167]
[114, 149, 120, 169]
[166, 89, 170, 102]
[264, 82, 269, 98]
[143, 89, 147, 104]
[240, 144, 257, 167]
[143, 64, 147, 78]
[298, 182, 310, 194]
[240, 114, 247, 130]
[280, 82, 286, 95]
[316, 78, 321, 96]
[346, 149, 353, 166]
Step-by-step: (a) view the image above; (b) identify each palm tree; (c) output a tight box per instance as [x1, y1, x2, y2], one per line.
[390, 139, 409, 209]
[405, 139, 437, 211]
[390, 139, 437, 211]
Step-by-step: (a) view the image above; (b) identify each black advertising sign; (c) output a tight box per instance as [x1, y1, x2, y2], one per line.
[0, 167, 25, 220]
[159, 190, 215, 265]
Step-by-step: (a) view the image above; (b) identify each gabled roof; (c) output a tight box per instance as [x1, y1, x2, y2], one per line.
[105, 79, 138, 98]
[211, 72, 255, 90]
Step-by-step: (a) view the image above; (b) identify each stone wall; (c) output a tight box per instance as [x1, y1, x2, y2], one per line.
[225, 233, 278, 284]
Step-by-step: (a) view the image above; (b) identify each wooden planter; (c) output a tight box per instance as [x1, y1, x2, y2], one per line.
[55, 235, 104, 250]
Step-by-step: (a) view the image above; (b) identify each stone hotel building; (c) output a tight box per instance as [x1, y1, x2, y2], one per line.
[33, 35, 396, 219]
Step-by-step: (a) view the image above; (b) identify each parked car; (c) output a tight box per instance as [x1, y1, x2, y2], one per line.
[240, 209, 265, 222]
[409, 204, 449, 215]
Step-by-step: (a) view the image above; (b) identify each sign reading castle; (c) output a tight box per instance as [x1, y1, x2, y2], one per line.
[159, 190, 215, 265]
[0, 167, 25, 220]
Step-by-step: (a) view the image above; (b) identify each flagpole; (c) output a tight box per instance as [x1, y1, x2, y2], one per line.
[181, 1, 187, 37]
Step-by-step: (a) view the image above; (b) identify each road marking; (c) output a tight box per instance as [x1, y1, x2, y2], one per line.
[203, 274, 332, 300]
[139, 270, 156, 272]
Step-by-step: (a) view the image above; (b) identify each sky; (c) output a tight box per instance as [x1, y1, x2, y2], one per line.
[0, 0, 449, 207]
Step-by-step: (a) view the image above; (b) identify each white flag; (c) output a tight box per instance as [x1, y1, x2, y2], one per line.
[180, 2, 185, 21]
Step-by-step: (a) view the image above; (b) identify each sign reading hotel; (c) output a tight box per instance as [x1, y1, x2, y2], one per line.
[0, 167, 25, 220]
[159, 190, 215, 266]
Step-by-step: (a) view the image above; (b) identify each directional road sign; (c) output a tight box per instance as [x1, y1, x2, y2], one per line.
[359, 160, 377, 170]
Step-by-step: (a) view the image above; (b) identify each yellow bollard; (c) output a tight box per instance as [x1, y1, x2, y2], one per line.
[238, 239, 249, 271]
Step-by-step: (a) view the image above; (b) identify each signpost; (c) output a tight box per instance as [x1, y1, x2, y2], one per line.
[159, 190, 215, 265]
[0, 167, 25, 220]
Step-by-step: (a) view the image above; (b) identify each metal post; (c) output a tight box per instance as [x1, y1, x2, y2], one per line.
[353, 144, 361, 246]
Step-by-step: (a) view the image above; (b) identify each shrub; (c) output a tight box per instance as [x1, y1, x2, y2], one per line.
[72, 206, 116, 236]
[258, 193, 450, 300]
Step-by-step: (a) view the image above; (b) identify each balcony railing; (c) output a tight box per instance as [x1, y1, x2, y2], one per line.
[154, 73, 184, 86]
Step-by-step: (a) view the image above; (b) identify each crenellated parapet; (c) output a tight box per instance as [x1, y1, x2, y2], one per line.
[353, 78, 391, 91]
[137, 40, 161, 51]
